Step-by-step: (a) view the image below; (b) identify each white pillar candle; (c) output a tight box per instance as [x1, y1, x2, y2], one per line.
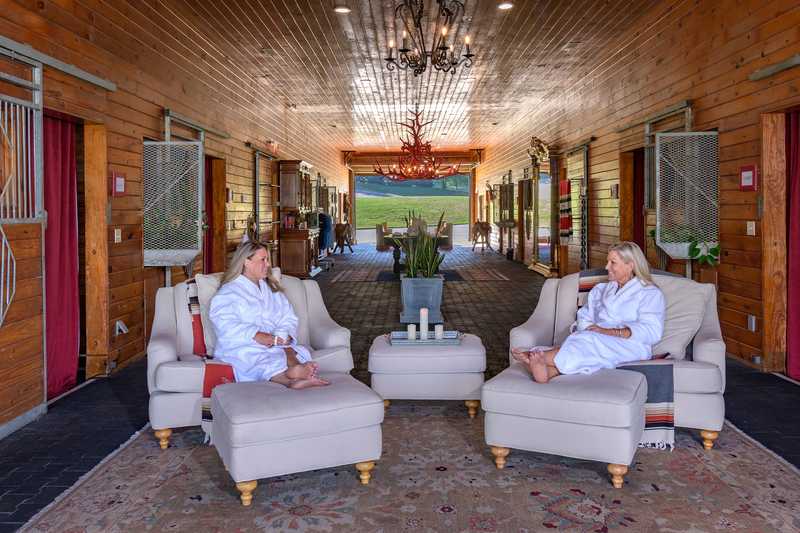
[419, 307, 428, 340]
[434, 324, 444, 340]
[407, 323, 416, 341]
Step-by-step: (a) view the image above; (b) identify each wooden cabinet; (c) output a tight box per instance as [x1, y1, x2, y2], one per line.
[279, 229, 320, 278]
[279, 160, 313, 212]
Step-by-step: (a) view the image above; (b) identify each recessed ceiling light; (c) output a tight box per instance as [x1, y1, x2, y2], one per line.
[492, 122, 499, 126]
[441, 132, 447, 136]
[333, 2, 351, 14]
[497, 1, 513, 10]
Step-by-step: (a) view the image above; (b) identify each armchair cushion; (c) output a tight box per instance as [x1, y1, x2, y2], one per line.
[155, 360, 204, 393]
[651, 275, 711, 359]
[311, 346, 354, 373]
[673, 360, 723, 394]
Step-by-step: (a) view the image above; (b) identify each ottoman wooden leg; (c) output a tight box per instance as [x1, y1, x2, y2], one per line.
[490, 446, 510, 469]
[356, 461, 375, 485]
[701, 430, 719, 450]
[154, 429, 172, 450]
[235, 480, 258, 506]
[465, 400, 480, 419]
[383, 399, 390, 411]
[607, 464, 628, 488]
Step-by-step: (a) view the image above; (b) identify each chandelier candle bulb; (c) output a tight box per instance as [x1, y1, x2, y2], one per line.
[402, 30, 409, 51]
[407, 323, 416, 341]
[420, 308, 429, 340]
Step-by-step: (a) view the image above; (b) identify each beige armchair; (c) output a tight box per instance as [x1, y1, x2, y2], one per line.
[482, 270, 725, 487]
[508, 271, 725, 442]
[147, 268, 354, 449]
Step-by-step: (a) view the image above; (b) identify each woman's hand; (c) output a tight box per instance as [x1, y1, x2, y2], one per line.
[254, 332, 276, 347]
[587, 325, 631, 338]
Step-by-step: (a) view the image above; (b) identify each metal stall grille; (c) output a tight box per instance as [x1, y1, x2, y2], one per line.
[566, 148, 588, 270]
[142, 141, 203, 267]
[0, 48, 43, 327]
[253, 150, 277, 243]
[655, 132, 719, 260]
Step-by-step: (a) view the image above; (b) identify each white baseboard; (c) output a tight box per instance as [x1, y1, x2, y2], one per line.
[0, 403, 47, 441]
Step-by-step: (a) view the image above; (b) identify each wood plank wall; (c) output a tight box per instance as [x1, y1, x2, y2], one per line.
[0, 225, 43, 425]
[476, 0, 800, 370]
[0, 0, 348, 425]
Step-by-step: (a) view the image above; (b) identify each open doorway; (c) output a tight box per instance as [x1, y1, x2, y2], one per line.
[620, 148, 647, 252]
[354, 174, 471, 245]
[43, 110, 84, 399]
[203, 156, 226, 274]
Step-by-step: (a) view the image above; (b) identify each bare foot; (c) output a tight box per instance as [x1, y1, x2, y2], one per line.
[289, 376, 330, 389]
[286, 362, 315, 380]
[511, 348, 531, 365]
[528, 352, 551, 384]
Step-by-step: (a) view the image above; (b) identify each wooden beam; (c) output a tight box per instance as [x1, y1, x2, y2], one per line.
[760, 113, 787, 373]
[619, 151, 634, 242]
[83, 124, 110, 378]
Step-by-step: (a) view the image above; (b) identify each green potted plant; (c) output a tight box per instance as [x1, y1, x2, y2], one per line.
[398, 212, 447, 323]
[689, 238, 720, 284]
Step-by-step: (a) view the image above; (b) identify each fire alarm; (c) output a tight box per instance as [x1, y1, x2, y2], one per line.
[110, 172, 126, 197]
[739, 165, 758, 192]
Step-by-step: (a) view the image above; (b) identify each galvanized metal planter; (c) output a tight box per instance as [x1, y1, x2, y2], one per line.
[399, 274, 444, 324]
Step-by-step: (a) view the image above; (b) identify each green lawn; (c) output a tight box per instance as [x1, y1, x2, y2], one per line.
[356, 196, 469, 229]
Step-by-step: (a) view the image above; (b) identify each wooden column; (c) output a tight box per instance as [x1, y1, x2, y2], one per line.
[209, 158, 227, 273]
[83, 124, 110, 378]
[619, 151, 634, 242]
[760, 113, 787, 373]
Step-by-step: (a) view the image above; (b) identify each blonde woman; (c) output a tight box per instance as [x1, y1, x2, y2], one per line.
[513, 242, 666, 383]
[209, 241, 328, 389]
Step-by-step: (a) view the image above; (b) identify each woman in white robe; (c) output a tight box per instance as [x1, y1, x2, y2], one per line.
[513, 241, 666, 383]
[209, 241, 328, 389]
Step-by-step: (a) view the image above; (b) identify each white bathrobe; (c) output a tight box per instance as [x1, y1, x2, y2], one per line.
[553, 278, 666, 375]
[209, 275, 313, 382]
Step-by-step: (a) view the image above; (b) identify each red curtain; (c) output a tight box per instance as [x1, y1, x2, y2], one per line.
[788, 111, 800, 380]
[44, 115, 79, 398]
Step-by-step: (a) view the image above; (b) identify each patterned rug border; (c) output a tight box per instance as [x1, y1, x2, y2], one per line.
[19, 422, 151, 532]
[724, 418, 800, 476]
[20, 418, 800, 531]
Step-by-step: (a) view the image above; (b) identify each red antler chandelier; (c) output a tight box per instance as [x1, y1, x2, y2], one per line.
[373, 109, 459, 181]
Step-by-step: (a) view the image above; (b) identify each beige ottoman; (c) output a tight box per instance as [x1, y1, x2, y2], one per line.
[212, 373, 384, 505]
[482, 364, 647, 488]
[368, 333, 486, 418]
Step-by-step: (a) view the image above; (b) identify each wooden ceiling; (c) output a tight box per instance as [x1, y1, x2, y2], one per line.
[167, 0, 653, 151]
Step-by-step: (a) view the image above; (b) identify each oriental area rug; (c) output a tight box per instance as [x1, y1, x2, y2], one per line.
[22, 403, 800, 532]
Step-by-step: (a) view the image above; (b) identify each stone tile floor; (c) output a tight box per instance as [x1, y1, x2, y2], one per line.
[315, 244, 545, 383]
[0, 244, 798, 531]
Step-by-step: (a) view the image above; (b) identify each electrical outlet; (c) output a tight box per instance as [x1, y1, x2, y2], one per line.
[746, 221, 756, 236]
[747, 314, 757, 332]
[114, 228, 122, 243]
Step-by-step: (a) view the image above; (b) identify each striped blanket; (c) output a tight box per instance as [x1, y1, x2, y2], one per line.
[577, 270, 675, 450]
[619, 360, 675, 449]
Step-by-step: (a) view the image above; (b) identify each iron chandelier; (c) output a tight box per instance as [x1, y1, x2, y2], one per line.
[384, 0, 474, 76]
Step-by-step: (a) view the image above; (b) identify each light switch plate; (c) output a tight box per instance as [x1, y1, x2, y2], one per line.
[746, 221, 756, 236]
[114, 228, 122, 243]
[747, 314, 757, 332]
